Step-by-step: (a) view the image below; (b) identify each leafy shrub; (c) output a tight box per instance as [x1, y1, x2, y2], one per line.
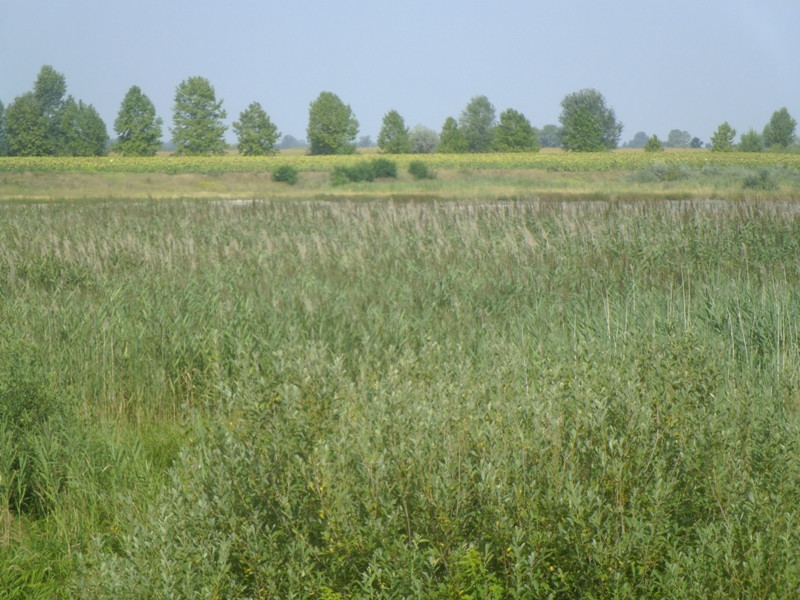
[331, 159, 397, 184]
[408, 160, 435, 180]
[370, 157, 397, 179]
[631, 161, 690, 183]
[643, 135, 664, 152]
[272, 164, 298, 185]
[742, 168, 778, 191]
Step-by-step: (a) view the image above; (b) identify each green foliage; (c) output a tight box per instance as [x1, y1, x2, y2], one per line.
[666, 129, 691, 148]
[4, 93, 49, 156]
[114, 86, 163, 156]
[631, 160, 689, 182]
[711, 121, 736, 152]
[690, 137, 704, 148]
[272, 164, 299, 184]
[0, 100, 8, 156]
[409, 124, 439, 154]
[559, 88, 622, 151]
[437, 116, 468, 153]
[331, 158, 396, 184]
[2, 200, 800, 597]
[537, 123, 563, 148]
[626, 131, 648, 148]
[492, 108, 539, 152]
[233, 101, 280, 156]
[33, 65, 67, 121]
[460, 95, 497, 152]
[60, 98, 108, 156]
[377, 109, 412, 154]
[408, 159, 435, 179]
[0, 338, 67, 519]
[739, 128, 764, 153]
[763, 107, 797, 149]
[171, 76, 228, 155]
[742, 168, 778, 191]
[370, 157, 397, 178]
[307, 91, 359, 155]
[643, 134, 664, 152]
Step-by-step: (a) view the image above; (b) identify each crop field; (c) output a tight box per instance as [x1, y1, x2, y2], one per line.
[2, 154, 800, 597]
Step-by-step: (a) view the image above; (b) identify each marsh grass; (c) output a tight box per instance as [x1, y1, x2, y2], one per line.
[1, 198, 800, 597]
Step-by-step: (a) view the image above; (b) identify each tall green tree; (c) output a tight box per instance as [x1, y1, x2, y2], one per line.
[5, 93, 49, 156]
[233, 102, 280, 156]
[437, 117, 468, 153]
[459, 95, 496, 152]
[738, 129, 763, 153]
[114, 86, 163, 156]
[763, 107, 797, 149]
[171, 76, 228, 155]
[666, 129, 691, 148]
[60, 97, 108, 156]
[559, 89, 622, 152]
[377, 110, 412, 154]
[710, 122, 736, 152]
[492, 108, 539, 152]
[0, 101, 7, 156]
[33, 65, 68, 153]
[306, 92, 359, 155]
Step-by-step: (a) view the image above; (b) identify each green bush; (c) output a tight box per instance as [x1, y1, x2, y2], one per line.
[643, 134, 664, 152]
[331, 161, 376, 185]
[742, 168, 778, 191]
[408, 160, 435, 180]
[370, 157, 397, 178]
[272, 164, 298, 185]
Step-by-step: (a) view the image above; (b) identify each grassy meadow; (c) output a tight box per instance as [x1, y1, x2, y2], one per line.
[2, 152, 800, 597]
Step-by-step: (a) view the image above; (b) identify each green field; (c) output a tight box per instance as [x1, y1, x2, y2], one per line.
[2, 155, 800, 597]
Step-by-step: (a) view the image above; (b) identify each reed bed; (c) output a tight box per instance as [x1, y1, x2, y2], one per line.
[1, 198, 800, 598]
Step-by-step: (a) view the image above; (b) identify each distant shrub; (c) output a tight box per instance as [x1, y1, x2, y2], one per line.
[643, 135, 664, 152]
[408, 160, 435, 180]
[742, 168, 778, 191]
[631, 161, 690, 183]
[272, 164, 298, 185]
[370, 157, 397, 179]
[331, 160, 381, 185]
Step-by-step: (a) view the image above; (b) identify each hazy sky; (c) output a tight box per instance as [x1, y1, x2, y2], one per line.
[2, 0, 798, 145]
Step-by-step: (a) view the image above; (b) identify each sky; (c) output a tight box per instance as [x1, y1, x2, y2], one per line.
[1, 0, 798, 146]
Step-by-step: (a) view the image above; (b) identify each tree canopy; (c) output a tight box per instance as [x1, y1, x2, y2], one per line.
[437, 117, 468, 153]
[492, 108, 539, 152]
[3, 66, 109, 156]
[0, 101, 8, 156]
[307, 92, 359, 155]
[666, 129, 691, 148]
[559, 88, 622, 152]
[738, 129, 763, 153]
[60, 97, 108, 156]
[409, 125, 439, 154]
[233, 102, 280, 156]
[5, 92, 52, 156]
[171, 76, 228, 155]
[377, 110, 412, 154]
[763, 107, 797, 149]
[114, 86, 163, 156]
[459, 95, 496, 152]
[710, 122, 736, 152]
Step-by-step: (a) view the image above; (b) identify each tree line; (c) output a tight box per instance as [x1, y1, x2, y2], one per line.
[0, 66, 796, 157]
